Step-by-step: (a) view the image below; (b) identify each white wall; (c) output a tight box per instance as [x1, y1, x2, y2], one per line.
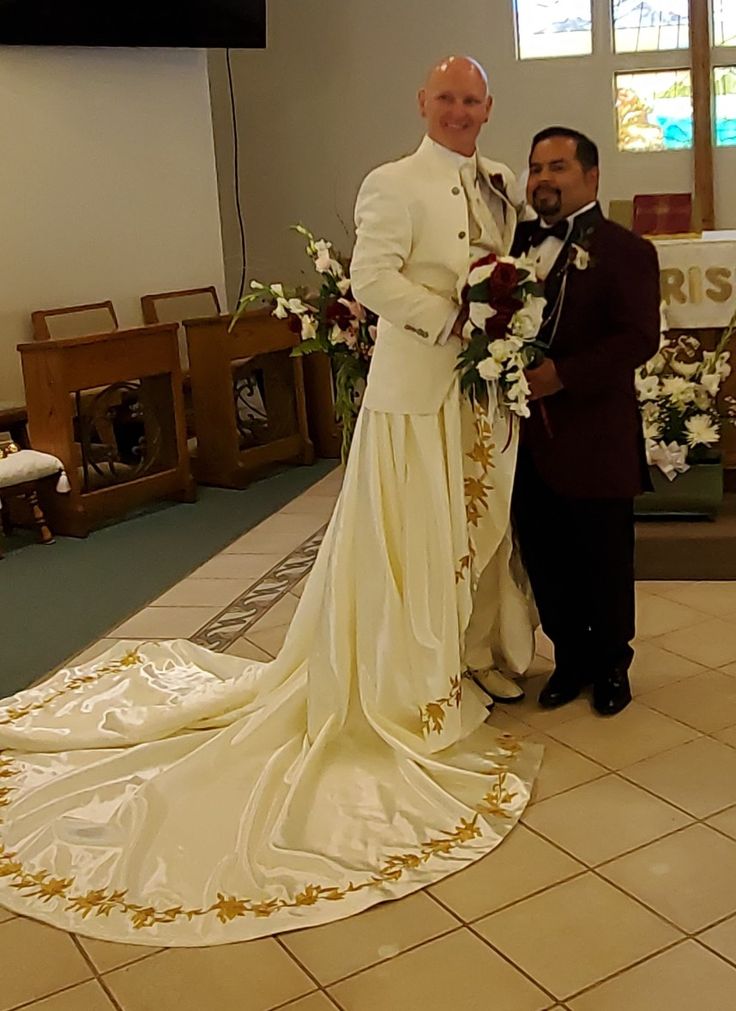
[0, 47, 226, 404]
[209, 0, 736, 301]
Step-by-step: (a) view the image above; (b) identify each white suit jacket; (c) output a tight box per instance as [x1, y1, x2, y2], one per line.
[351, 135, 521, 414]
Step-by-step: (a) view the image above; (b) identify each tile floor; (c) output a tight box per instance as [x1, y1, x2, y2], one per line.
[3, 465, 736, 1010]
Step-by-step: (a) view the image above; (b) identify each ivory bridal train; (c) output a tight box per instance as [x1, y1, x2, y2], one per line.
[0, 387, 541, 946]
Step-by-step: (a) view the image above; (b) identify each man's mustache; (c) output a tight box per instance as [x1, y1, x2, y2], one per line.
[532, 186, 561, 199]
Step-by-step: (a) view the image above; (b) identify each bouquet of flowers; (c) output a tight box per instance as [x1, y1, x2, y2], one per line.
[232, 225, 376, 461]
[456, 252, 547, 417]
[636, 305, 736, 480]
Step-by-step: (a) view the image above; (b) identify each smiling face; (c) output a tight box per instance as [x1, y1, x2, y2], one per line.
[418, 57, 492, 157]
[527, 135, 599, 223]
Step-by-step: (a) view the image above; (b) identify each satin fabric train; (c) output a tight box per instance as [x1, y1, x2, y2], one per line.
[0, 384, 541, 945]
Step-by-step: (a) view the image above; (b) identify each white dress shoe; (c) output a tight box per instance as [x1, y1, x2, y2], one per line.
[468, 667, 525, 703]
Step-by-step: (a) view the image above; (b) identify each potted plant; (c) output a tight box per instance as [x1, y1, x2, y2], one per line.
[635, 307, 736, 518]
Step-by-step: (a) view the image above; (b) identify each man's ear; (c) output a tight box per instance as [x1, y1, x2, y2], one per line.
[483, 95, 493, 122]
[418, 88, 427, 118]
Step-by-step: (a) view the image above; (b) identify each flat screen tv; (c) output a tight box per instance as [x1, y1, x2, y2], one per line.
[0, 0, 266, 47]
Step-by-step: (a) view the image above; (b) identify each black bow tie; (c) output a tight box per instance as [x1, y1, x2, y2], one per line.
[529, 219, 569, 247]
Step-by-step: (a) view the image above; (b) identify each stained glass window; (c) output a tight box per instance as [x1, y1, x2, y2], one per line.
[715, 67, 736, 146]
[612, 0, 689, 54]
[713, 0, 736, 47]
[615, 70, 693, 151]
[514, 0, 592, 60]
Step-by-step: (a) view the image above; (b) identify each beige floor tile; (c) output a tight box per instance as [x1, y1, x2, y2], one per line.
[475, 873, 680, 1001]
[190, 552, 283, 582]
[104, 938, 314, 1011]
[639, 669, 736, 733]
[600, 824, 736, 932]
[629, 640, 707, 694]
[65, 639, 119, 668]
[429, 824, 584, 921]
[721, 661, 736, 677]
[109, 605, 222, 639]
[224, 637, 274, 662]
[654, 581, 736, 617]
[653, 617, 736, 669]
[306, 468, 343, 497]
[523, 775, 692, 866]
[622, 736, 736, 818]
[76, 934, 160, 973]
[0, 918, 92, 1011]
[18, 980, 117, 1011]
[547, 702, 698, 770]
[635, 594, 708, 638]
[568, 940, 736, 1011]
[503, 675, 591, 732]
[636, 580, 692, 597]
[715, 724, 736, 748]
[0, 907, 15, 924]
[281, 891, 456, 985]
[699, 915, 736, 967]
[277, 994, 337, 1011]
[489, 707, 535, 737]
[279, 496, 337, 522]
[247, 593, 300, 657]
[328, 928, 549, 1011]
[225, 514, 324, 555]
[707, 805, 736, 841]
[150, 578, 247, 608]
[528, 735, 607, 803]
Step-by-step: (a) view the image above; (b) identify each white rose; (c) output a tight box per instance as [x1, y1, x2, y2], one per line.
[478, 357, 502, 381]
[511, 295, 545, 340]
[468, 302, 497, 331]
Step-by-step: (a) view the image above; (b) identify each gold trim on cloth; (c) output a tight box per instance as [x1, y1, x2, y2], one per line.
[419, 674, 463, 735]
[0, 651, 143, 727]
[0, 744, 520, 931]
[456, 403, 495, 584]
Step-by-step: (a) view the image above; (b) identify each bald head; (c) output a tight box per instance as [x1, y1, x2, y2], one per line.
[423, 55, 489, 93]
[419, 55, 492, 156]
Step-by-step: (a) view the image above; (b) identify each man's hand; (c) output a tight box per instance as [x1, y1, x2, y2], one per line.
[451, 304, 470, 342]
[524, 357, 563, 401]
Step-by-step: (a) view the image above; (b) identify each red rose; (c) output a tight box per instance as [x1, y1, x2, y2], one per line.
[324, 299, 353, 330]
[488, 261, 518, 298]
[470, 252, 498, 272]
[484, 296, 523, 338]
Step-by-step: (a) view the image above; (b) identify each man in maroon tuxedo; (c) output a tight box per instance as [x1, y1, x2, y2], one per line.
[511, 127, 660, 715]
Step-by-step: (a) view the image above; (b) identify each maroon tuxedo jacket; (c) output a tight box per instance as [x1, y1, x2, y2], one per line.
[511, 204, 660, 499]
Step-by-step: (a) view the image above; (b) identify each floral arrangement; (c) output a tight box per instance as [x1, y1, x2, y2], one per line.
[232, 225, 376, 461]
[636, 305, 736, 480]
[456, 252, 547, 416]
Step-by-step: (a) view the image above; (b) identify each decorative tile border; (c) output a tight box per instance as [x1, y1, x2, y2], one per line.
[190, 525, 326, 652]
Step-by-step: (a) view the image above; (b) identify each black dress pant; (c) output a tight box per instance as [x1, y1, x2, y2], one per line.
[513, 447, 636, 682]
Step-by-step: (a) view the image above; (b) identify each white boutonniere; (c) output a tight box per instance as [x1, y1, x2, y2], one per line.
[569, 244, 590, 271]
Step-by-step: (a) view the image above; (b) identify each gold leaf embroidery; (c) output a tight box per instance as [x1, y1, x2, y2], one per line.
[456, 404, 495, 579]
[0, 650, 143, 727]
[419, 674, 463, 735]
[474, 771, 517, 819]
[0, 754, 490, 934]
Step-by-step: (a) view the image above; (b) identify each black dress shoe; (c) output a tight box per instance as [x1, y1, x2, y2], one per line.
[593, 669, 632, 716]
[538, 670, 583, 709]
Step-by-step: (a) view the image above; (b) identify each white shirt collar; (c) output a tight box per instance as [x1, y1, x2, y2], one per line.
[425, 135, 477, 173]
[540, 200, 597, 232]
